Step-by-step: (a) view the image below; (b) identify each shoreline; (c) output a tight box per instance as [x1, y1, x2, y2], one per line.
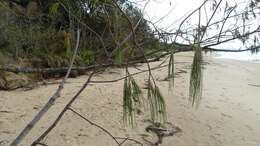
[216, 58, 260, 64]
[1, 52, 260, 146]
[214, 51, 260, 64]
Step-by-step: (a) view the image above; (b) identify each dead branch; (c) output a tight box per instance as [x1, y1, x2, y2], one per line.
[67, 107, 144, 146]
[31, 71, 96, 145]
[30, 69, 143, 146]
[10, 29, 81, 146]
[90, 64, 168, 84]
[67, 107, 120, 145]
[1, 44, 257, 76]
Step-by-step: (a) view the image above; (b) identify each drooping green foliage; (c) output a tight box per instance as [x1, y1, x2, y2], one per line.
[189, 44, 203, 107]
[123, 76, 134, 125]
[147, 80, 167, 123]
[168, 50, 175, 89]
[123, 70, 167, 125]
[123, 71, 143, 126]
[115, 48, 122, 65]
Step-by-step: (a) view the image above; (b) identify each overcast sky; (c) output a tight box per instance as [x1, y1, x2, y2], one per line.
[137, 0, 249, 30]
[135, 0, 260, 60]
[139, 0, 203, 29]
[136, 1, 258, 45]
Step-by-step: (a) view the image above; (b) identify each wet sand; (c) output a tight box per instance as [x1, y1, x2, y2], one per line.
[1, 52, 260, 146]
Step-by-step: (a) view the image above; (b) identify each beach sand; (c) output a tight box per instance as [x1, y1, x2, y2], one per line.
[1, 52, 260, 146]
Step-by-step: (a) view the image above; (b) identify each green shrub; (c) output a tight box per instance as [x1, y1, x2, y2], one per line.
[76, 49, 96, 65]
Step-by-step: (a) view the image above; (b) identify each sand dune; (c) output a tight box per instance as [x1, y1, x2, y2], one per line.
[1, 52, 260, 146]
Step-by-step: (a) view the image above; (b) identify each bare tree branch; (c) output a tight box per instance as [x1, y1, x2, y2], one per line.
[67, 107, 120, 145]
[10, 29, 81, 146]
[32, 70, 96, 145]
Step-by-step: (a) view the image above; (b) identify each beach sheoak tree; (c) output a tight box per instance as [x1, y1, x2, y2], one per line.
[2, 0, 259, 145]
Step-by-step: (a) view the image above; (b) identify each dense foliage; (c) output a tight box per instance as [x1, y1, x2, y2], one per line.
[0, 0, 161, 68]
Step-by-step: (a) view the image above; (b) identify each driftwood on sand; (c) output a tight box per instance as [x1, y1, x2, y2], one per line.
[0, 44, 254, 75]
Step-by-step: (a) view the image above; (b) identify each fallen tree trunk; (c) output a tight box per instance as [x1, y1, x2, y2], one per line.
[0, 55, 163, 74]
[0, 45, 256, 75]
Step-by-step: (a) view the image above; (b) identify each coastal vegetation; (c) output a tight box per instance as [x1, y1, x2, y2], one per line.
[0, 0, 259, 145]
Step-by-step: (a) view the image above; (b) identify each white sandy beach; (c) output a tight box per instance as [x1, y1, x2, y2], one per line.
[1, 52, 260, 146]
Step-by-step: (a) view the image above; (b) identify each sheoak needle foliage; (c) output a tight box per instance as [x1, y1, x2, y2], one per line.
[123, 73, 143, 126]
[147, 80, 167, 123]
[123, 72, 167, 126]
[168, 51, 175, 89]
[189, 44, 203, 107]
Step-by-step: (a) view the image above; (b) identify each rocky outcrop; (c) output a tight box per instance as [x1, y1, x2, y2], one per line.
[0, 72, 31, 90]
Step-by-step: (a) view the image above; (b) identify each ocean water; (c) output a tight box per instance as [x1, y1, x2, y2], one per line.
[215, 51, 260, 63]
